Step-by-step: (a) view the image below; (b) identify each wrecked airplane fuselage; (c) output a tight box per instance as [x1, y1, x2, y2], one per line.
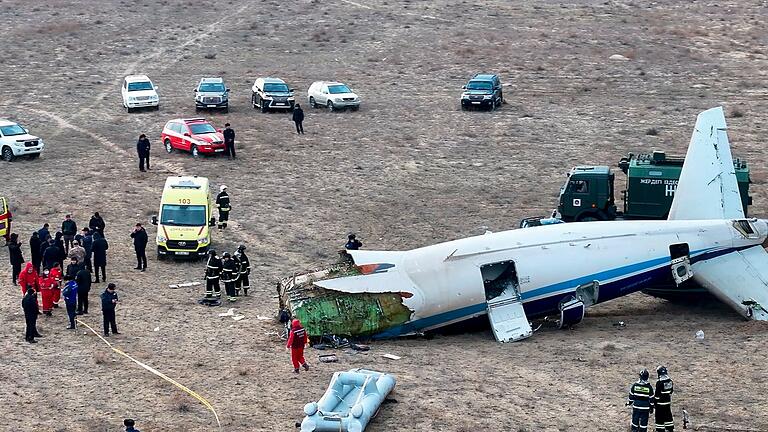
[278, 108, 768, 343]
[278, 259, 413, 338]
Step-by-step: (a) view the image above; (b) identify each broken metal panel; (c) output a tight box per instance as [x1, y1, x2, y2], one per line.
[278, 261, 413, 337]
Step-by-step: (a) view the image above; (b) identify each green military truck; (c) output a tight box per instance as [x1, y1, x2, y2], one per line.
[556, 151, 751, 222]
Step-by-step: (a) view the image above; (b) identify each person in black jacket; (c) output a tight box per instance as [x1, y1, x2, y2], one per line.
[221, 253, 238, 302]
[89, 212, 105, 235]
[7, 233, 24, 285]
[75, 266, 91, 315]
[101, 283, 119, 336]
[345, 234, 363, 250]
[29, 231, 42, 273]
[54, 231, 66, 270]
[92, 232, 109, 283]
[81, 227, 93, 272]
[22, 287, 40, 343]
[137, 134, 151, 172]
[65, 256, 80, 280]
[203, 250, 222, 305]
[130, 223, 148, 271]
[61, 214, 77, 253]
[124, 418, 141, 432]
[292, 104, 305, 134]
[38, 223, 50, 243]
[42, 238, 60, 271]
[223, 123, 236, 159]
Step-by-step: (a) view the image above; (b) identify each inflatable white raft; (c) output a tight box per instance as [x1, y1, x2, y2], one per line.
[301, 368, 396, 432]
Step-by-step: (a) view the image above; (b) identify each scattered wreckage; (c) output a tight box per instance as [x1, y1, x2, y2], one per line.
[278, 107, 768, 343]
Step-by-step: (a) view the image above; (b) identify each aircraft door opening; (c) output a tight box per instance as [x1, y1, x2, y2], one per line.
[670, 243, 693, 285]
[481, 261, 532, 343]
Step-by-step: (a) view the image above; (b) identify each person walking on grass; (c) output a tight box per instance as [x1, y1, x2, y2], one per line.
[292, 104, 305, 134]
[130, 223, 148, 271]
[137, 134, 151, 172]
[75, 265, 91, 315]
[101, 283, 119, 336]
[29, 231, 42, 273]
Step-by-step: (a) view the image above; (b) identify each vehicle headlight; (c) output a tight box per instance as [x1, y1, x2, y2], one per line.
[198, 237, 209, 244]
[157, 234, 167, 243]
[461, 93, 470, 99]
[334, 98, 342, 102]
[128, 96, 137, 101]
[483, 95, 493, 99]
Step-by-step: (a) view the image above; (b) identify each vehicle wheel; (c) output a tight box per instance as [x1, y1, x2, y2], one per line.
[154, 105, 160, 111]
[191, 145, 199, 158]
[195, 107, 201, 113]
[351, 105, 360, 111]
[28, 153, 40, 160]
[577, 213, 600, 222]
[252, 94, 258, 109]
[309, 97, 317, 108]
[1, 146, 14, 162]
[261, 98, 269, 113]
[126, 105, 132, 113]
[165, 139, 173, 154]
[223, 105, 229, 113]
[327, 100, 335, 112]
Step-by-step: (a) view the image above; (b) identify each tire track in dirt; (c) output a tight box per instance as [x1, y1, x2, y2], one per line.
[73, 1, 255, 119]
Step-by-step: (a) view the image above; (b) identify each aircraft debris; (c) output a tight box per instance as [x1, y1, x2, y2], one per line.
[218, 308, 236, 317]
[381, 353, 401, 360]
[169, 281, 201, 289]
[318, 354, 338, 363]
[695, 330, 705, 341]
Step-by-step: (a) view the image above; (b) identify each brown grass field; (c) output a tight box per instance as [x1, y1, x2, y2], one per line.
[1, 0, 767, 430]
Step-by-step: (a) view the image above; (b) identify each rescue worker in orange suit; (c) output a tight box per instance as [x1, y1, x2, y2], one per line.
[286, 319, 310, 374]
[654, 366, 674, 432]
[38, 268, 58, 316]
[49, 265, 63, 308]
[203, 250, 222, 305]
[627, 369, 655, 432]
[18, 262, 39, 295]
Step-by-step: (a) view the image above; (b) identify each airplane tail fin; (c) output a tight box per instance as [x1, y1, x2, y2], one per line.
[667, 107, 745, 220]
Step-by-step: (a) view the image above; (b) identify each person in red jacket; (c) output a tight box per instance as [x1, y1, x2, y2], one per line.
[38, 269, 58, 316]
[49, 266, 63, 308]
[18, 262, 39, 295]
[286, 319, 310, 374]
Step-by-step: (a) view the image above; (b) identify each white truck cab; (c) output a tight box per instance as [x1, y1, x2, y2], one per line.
[122, 75, 160, 112]
[0, 119, 45, 161]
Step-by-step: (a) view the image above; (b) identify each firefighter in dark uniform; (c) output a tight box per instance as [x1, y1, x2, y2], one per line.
[627, 369, 655, 432]
[234, 244, 251, 296]
[216, 185, 231, 230]
[221, 252, 238, 302]
[231, 252, 242, 296]
[654, 366, 674, 431]
[345, 234, 362, 250]
[203, 250, 222, 305]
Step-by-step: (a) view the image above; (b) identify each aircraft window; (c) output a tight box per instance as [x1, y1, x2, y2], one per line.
[569, 180, 589, 194]
[733, 220, 759, 239]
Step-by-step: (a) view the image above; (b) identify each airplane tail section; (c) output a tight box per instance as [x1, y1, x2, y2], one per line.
[668, 106, 745, 220]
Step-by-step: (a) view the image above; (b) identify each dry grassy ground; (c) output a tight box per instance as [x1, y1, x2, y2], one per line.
[2, 0, 768, 430]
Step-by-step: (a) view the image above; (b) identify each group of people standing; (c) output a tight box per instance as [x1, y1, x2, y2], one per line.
[627, 366, 675, 432]
[7, 212, 119, 342]
[202, 245, 251, 304]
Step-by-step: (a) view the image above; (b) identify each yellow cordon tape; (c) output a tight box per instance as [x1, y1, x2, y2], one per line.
[77, 318, 223, 430]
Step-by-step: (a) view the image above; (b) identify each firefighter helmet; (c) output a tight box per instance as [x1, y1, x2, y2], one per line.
[656, 365, 668, 377]
[639, 369, 650, 381]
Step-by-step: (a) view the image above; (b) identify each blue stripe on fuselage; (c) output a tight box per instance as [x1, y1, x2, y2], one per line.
[372, 246, 734, 339]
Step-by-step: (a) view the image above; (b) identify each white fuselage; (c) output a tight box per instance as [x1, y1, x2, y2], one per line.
[363, 219, 767, 337]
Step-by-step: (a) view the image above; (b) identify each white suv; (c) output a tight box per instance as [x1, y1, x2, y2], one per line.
[0, 119, 45, 161]
[251, 77, 295, 112]
[122, 75, 160, 112]
[307, 81, 360, 111]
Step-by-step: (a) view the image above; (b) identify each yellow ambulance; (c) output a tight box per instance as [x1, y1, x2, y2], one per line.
[151, 176, 214, 259]
[0, 197, 10, 242]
